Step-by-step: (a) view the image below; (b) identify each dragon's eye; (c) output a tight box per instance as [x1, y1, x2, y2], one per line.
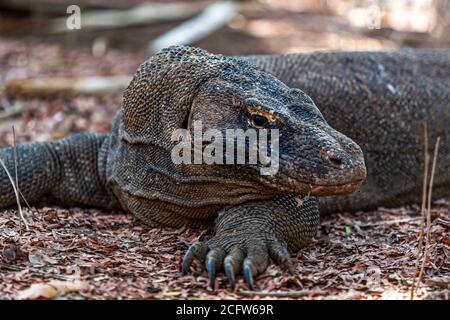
[249, 114, 269, 127]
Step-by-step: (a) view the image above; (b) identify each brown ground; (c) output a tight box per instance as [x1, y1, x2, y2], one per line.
[0, 0, 449, 300]
[0, 201, 448, 300]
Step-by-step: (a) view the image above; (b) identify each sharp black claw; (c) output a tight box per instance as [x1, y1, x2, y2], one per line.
[224, 258, 236, 290]
[207, 257, 216, 290]
[278, 247, 295, 274]
[181, 246, 194, 275]
[269, 244, 294, 274]
[243, 260, 254, 290]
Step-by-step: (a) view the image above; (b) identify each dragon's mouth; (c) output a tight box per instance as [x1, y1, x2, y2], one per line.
[254, 151, 367, 197]
[256, 173, 366, 198]
[307, 179, 365, 196]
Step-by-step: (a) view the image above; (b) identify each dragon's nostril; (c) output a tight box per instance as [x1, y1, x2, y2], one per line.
[327, 151, 344, 167]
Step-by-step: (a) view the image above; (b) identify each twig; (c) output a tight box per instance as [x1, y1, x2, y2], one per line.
[0, 126, 30, 231]
[19, 190, 32, 210]
[4, 76, 132, 96]
[48, 2, 206, 33]
[239, 290, 328, 298]
[410, 123, 429, 299]
[11, 126, 32, 211]
[435, 217, 450, 226]
[12, 126, 24, 233]
[0, 264, 80, 281]
[0, 157, 29, 232]
[410, 127, 440, 299]
[359, 217, 420, 227]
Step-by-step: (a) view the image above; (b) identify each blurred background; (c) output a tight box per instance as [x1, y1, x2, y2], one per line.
[0, 0, 449, 145]
[1, 0, 449, 54]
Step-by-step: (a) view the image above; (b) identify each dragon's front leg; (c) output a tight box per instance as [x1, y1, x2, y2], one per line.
[182, 195, 320, 290]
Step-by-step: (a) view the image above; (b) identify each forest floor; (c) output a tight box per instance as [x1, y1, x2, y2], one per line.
[0, 201, 448, 300]
[0, 1, 449, 299]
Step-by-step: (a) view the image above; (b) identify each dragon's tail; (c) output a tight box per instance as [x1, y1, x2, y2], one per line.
[0, 133, 118, 210]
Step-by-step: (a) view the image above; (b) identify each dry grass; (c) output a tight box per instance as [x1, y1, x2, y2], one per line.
[0, 128, 29, 231]
[410, 123, 442, 299]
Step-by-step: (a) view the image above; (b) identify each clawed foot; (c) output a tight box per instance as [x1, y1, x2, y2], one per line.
[182, 233, 294, 290]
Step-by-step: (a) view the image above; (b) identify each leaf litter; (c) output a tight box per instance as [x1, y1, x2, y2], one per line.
[0, 201, 447, 300]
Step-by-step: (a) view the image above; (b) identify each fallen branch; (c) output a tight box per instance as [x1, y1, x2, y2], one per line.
[359, 217, 420, 228]
[239, 290, 328, 298]
[48, 2, 206, 33]
[0, 264, 78, 281]
[149, 1, 239, 54]
[0, 102, 29, 120]
[4, 76, 132, 96]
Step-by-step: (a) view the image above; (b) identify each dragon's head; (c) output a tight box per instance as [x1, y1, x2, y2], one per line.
[117, 46, 366, 207]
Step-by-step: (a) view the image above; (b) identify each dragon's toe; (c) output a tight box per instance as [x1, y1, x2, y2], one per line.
[182, 242, 208, 275]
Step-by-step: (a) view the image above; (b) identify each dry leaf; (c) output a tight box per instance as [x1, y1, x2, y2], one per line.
[28, 251, 58, 266]
[17, 280, 90, 300]
[164, 291, 182, 297]
[49, 280, 90, 293]
[17, 283, 58, 300]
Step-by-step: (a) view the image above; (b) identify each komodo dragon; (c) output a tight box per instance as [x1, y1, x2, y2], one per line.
[0, 46, 448, 290]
